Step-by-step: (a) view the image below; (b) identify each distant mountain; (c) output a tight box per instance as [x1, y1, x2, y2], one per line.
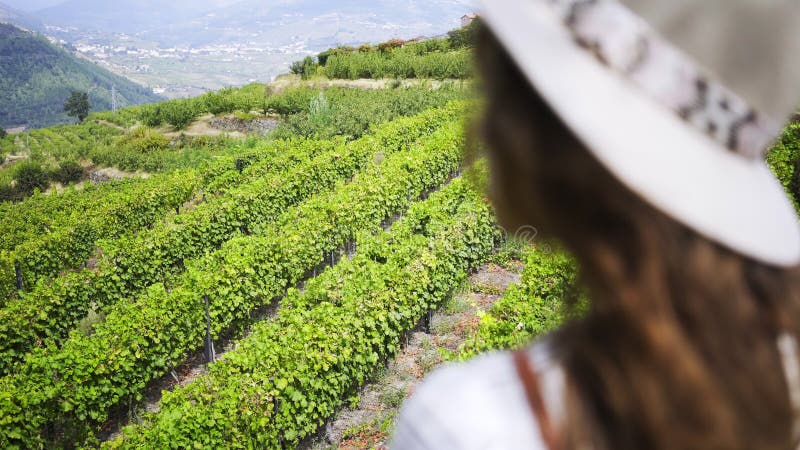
[0, 0, 64, 13]
[0, 23, 162, 128]
[36, 0, 239, 35]
[170, 0, 476, 46]
[0, 1, 43, 30]
[35, 0, 474, 46]
[0, 1, 23, 21]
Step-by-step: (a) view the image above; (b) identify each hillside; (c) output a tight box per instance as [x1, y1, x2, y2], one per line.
[0, 1, 41, 30]
[0, 23, 161, 128]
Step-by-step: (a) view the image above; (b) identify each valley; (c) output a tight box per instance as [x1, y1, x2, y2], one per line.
[4, 0, 476, 98]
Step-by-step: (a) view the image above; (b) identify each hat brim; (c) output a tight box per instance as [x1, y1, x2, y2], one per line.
[479, 0, 800, 267]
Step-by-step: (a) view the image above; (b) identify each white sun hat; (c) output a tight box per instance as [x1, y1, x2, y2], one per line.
[477, 0, 800, 267]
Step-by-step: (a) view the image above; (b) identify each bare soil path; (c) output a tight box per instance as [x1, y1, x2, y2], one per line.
[269, 74, 469, 94]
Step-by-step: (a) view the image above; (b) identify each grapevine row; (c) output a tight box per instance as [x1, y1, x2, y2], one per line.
[459, 247, 579, 359]
[0, 171, 197, 253]
[0, 104, 463, 375]
[0, 122, 122, 163]
[108, 177, 496, 448]
[199, 137, 344, 195]
[0, 134, 331, 253]
[0, 171, 200, 302]
[0, 119, 465, 448]
[0, 133, 338, 294]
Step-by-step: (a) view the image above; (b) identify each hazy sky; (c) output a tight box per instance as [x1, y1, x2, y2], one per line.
[2, 0, 62, 12]
[4, 0, 476, 14]
[3, 0, 476, 42]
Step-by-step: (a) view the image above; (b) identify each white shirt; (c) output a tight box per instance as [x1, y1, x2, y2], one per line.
[391, 341, 565, 450]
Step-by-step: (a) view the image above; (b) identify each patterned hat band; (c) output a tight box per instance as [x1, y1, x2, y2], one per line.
[545, 0, 781, 160]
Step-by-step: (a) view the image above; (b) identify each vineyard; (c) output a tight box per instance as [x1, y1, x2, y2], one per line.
[0, 71, 504, 447]
[290, 20, 478, 81]
[1, 28, 800, 448]
[0, 82, 465, 201]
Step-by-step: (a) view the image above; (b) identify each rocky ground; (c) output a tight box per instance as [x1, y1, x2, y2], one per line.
[208, 116, 280, 136]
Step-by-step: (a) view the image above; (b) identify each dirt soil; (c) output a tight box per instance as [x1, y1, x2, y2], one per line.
[160, 114, 245, 139]
[88, 167, 148, 184]
[269, 74, 469, 94]
[306, 79, 467, 91]
[0, 153, 27, 170]
[302, 261, 523, 450]
[94, 119, 127, 131]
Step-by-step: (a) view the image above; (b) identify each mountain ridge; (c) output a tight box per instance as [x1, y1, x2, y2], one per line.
[0, 22, 162, 128]
[35, 0, 474, 46]
[0, 1, 43, 30]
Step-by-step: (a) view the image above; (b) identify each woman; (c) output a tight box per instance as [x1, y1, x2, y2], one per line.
[392, 1, 800, 449]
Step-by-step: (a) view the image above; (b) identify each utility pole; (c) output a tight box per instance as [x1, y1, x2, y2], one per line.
[111, 85, 118, 113]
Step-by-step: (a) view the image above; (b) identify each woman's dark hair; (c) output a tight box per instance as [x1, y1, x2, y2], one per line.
[476, 25, 800, 450]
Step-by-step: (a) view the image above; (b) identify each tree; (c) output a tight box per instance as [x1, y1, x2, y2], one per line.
[289, 56, 318, 79]
[260, 84, 274, 116]
[14, 161, 50, 194]
[64, 91, 90, 123]
[447, 20, 481, 49]
[51, 160, 85, 184]
[290, 59, 305, 75]
[0, 127, 6, 139]
[161, 99, 197, 130]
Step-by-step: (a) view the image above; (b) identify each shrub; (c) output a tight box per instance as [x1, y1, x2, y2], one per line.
[316, 50, 332, 67]
[14, 161, 50, 194]
[767, 122, 800, 213]
[202, 88, 238, 115]
[309, 93, 330, 117]
[161, 99, 198, 130]
[136, 99, 199, 130]
[289, 59, 305, 75]
[138, 103, 163, 127]
[0, 183, 16, 201]
[302, 56, 318, 80]
[233, 111, 257, 121]
[0, 127, 6, 139]
[317, 46, 355, 66]
[268, 85, 466, 140]
[324, 46, 471, 80]
[408, 38, 451, 55]
[289, 56, 319, 79]
[118, 127, 170, 153]
[52, 160, 85, 184]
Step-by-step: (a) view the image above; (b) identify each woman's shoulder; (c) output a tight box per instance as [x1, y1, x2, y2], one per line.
[390, 339, 565, 450]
